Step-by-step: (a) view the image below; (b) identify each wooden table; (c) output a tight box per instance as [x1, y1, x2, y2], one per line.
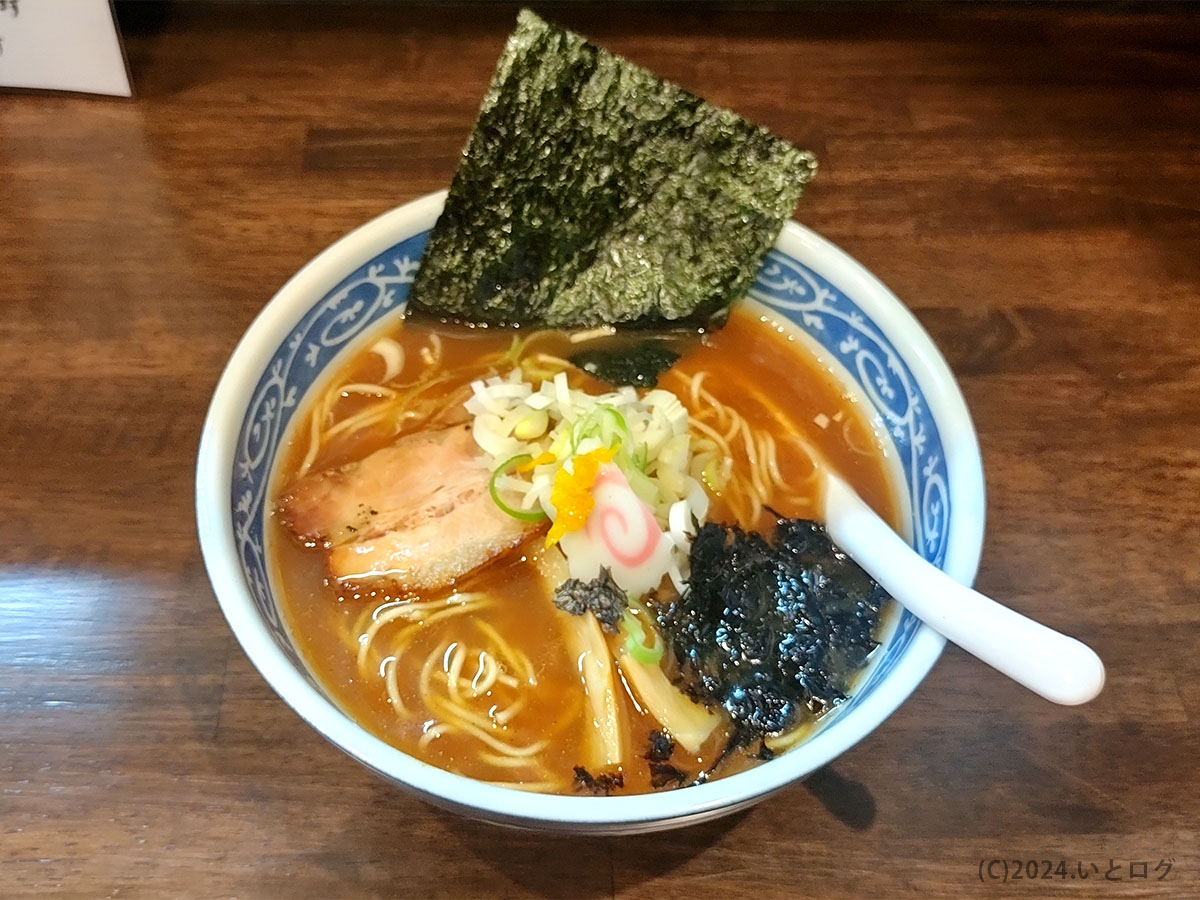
[3, 3, 1197, 897]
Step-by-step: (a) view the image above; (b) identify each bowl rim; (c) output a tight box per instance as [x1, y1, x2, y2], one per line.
[195, 190, 985, 831]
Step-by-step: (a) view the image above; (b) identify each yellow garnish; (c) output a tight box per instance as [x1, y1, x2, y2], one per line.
[545, 447, 615, 547]
[518, 451, 555, 473]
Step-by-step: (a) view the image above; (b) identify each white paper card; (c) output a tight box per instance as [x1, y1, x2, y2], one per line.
[0, 0, 131, 97]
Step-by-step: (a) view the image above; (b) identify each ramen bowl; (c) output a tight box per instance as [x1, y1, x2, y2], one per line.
[196, 190, 985, 834]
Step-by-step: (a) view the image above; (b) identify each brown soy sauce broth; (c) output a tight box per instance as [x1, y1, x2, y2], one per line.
[267, 303, 902, 794]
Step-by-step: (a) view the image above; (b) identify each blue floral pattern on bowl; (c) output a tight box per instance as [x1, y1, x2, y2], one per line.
[749, 251, 948, 701]
[231, 232, 949, 701]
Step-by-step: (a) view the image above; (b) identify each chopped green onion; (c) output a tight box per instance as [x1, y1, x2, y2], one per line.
[488, 453, 549, 522]
[621, 608, 664, 664]
[597, 404, 633, 448]
[570, 403, 633, 455]
[624, 465, 659, 509]
[631, 443, 649, 473]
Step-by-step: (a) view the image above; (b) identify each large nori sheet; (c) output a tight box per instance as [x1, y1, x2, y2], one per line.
[408, 10, 818, 329]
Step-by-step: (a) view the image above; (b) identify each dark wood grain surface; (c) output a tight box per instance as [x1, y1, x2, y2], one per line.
[3, 3, 1198, 898]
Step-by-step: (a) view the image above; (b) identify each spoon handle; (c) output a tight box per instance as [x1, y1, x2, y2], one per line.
[822, 475, 1105, 706]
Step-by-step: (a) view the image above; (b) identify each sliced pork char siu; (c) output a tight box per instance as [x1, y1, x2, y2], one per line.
[277, 422, 542, 591]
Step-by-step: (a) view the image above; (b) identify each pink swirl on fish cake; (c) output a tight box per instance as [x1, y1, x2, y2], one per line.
[586, 465, 666, 570]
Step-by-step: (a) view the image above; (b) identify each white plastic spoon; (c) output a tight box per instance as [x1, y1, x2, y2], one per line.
[821, 472, 1105, 705]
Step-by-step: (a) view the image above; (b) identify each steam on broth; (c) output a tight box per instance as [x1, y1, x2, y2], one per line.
[269, 303, 901, 794]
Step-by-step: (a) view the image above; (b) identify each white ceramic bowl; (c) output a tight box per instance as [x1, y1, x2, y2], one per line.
[196, 190, 985, 834]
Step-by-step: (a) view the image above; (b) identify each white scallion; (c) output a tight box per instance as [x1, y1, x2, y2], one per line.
[466, 369, 713, 584]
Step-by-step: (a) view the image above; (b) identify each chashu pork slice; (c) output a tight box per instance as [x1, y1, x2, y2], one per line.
[327, 503, 534, 591]
[277, 422, 542, 591]
[279, 423, 476, 546]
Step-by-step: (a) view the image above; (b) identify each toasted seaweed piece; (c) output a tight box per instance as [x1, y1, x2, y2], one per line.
[659, 516, 888, 744]
[573, 765, 625, 795]
[649, 761, 689, 789]
[408, 10, 817, 329]
[643, 730, 688, 789]
[570, 341, 680, 388]
[644, 730, 675, 763]
[553, 567, 627, 632]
